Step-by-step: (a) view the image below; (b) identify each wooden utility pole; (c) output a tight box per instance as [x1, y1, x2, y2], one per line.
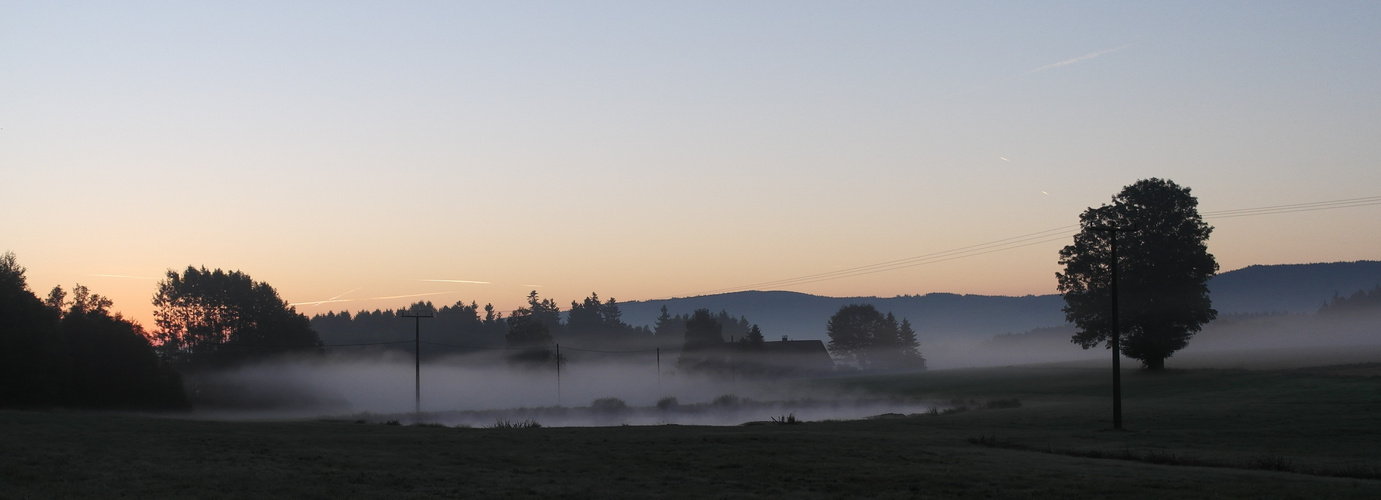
[1091, 225, 1130, 430]
[399, 311, 433, 416]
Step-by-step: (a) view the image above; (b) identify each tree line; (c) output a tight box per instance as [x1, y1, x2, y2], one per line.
[13, 175, 1231, 412]
[1318, 285, 1381, 315]
[0, 245, 937, 412]
[308, 292, 758, 367]
[0, 253, 186, 410]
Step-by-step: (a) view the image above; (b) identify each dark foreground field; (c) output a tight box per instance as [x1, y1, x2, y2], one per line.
[3, 358, 1380, 499]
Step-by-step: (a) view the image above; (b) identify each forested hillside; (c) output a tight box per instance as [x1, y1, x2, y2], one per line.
[617, 261, 1381, 343]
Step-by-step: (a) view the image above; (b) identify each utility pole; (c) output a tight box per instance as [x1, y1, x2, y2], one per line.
[555, 343, 561, 406]
[399, 310, 433, 417]
[1091, 225, 1131, 430]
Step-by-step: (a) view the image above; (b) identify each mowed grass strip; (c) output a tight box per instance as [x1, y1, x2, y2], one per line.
[3, 363, 1380, 498]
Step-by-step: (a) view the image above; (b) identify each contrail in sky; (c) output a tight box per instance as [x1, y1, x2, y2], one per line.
[419, 279, 490, 284]
[289, 299, 351, 307]
[290, 290, 457, 307]
[935, 43, 1132, 102]
[327, 288, 360, 300]
[370, 291, 458, 300]
[1023, 44, 1131, 75]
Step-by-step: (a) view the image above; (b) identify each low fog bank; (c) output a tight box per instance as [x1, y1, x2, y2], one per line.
[947, 309, 1381, 370]
[348, 396, 955, 428]
[184, 310, 1378, 422]
[184, 352, 941, 426]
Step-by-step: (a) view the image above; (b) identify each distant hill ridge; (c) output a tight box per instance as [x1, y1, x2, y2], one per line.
[619, 260, 1381, 343]
[1206, 261, 1381, 315]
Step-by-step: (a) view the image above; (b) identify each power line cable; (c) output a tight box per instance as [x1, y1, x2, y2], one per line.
[693, 225, 1078, 295]
[558, 345, 658, 354]
[680, 194, 1380, 297]
[1202, 195, 1381, 219]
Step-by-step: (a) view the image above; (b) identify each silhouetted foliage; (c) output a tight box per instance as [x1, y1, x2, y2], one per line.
[310, 300, 508, 358]
[54, 287, 187, 409]
[1057, 178, 1218, 370]
[653, 305, 677, 337]
[0, 251, 67, 406]
[678, 309, 725, 371]
[743, 324, 765, 349]
[563, 292, 647, 349]
[589, 397, 628, 413]
[0, 252, 185, 409]
[522, 290, 563, 337]
[715, 310, 752, 342]
[682, 309, 724, 351]
[152, 266, 322, 371]
[1319, 286, 1381, 315]
[506, 293, 557, 366]
[308, 291, 659, 364]
[825, 304, 923, 371]
[649, 307, 749, 352]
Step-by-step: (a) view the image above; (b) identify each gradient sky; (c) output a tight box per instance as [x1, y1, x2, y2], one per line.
[3, 1, 1379, 327]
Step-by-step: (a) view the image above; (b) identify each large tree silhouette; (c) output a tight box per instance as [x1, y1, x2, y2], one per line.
[0, 252, 66, 406]
[54, 285, 187, 409]
[825, 304, 922, 371]
[152, 266, 322, 370]
[505, 293, 558, 366]
[1, 252, 185, 409]
[677, 309, 725, 371]
[1057, 178, 1218, 370]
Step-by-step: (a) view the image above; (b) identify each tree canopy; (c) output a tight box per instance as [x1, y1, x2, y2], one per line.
[504, 291, 559, 366]
[0, 251, 185, 410]
[1056, 178, 1218, 370]
[677, 308, 726, 371]
[152, 266, 322, 370]
[825, 304, 924, 371]
[0, 251, 66, 406]
[1319, 285, 1381, 316]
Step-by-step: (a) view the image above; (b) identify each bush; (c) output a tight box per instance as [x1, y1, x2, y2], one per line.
[656, 397, 679, 411]
[591, 397, 628, 413]
[982, 398, 1022, 409]
[712, 394, 741, 408]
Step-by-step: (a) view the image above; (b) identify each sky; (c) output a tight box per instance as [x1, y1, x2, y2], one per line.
[3, 1, 1380, 328]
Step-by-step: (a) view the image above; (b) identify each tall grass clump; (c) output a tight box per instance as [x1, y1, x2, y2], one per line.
[488, 419, 542, 429]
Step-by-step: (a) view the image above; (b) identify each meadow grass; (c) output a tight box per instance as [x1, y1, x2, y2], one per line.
[2, 360, 1379, 498]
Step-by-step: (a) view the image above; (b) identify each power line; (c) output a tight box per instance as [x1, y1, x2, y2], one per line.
[680, 193, 1380, 297]
[418, 341, 523, 350]
[416, 340, 657, 354]
[558, 345, 658, 354]
[1202, 195, 1381, 219]
[693, 225, 1078, 295]
[326, 341, 416, 347]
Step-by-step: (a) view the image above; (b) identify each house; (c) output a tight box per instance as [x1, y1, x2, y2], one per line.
[731, 336, 834, 376]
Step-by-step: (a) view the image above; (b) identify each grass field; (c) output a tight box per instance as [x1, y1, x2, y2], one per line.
[3, 356, 1380, 498]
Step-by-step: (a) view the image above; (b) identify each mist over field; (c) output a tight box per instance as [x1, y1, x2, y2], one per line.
[181, 301, 1381, 427]
[199, 262, 1381, 423]
[185, 352, 946, 427]
[969, 307, 1381, 370]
